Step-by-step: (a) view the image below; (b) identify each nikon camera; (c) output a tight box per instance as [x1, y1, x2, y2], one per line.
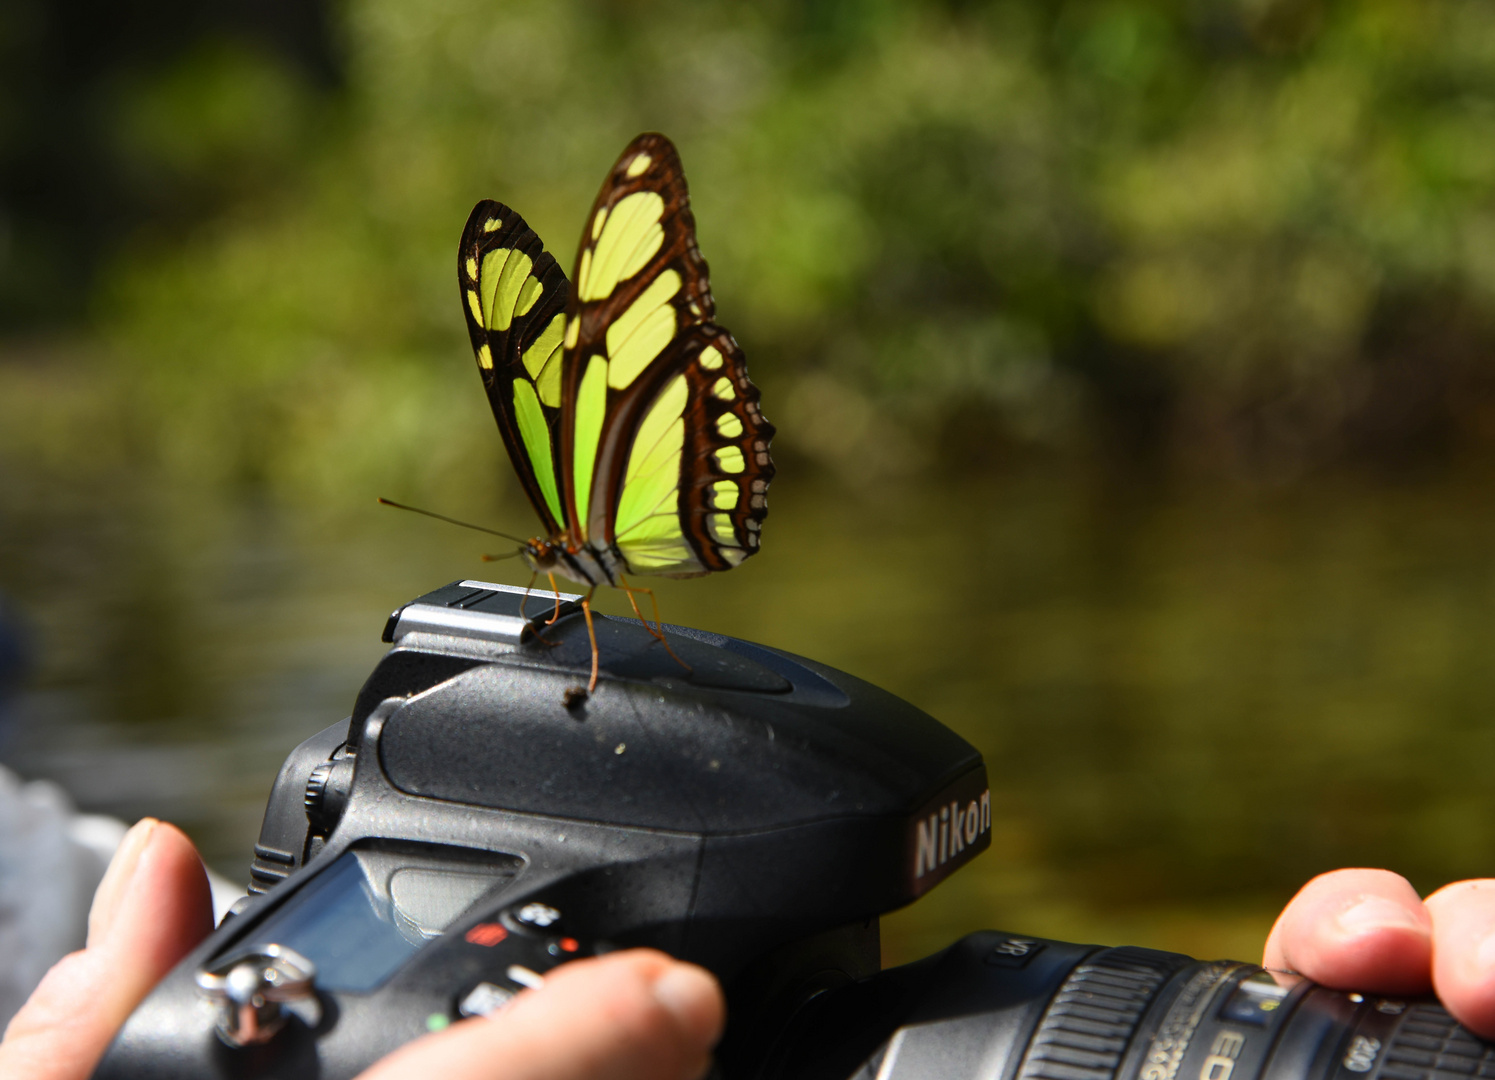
[94, 580, 1493, 1080]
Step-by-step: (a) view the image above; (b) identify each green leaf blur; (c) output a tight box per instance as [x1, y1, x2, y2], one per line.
[4, 0, 1495, 962]
[9, 0, 1495, 489]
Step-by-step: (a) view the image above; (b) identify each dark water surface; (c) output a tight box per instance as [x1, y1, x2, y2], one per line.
[2, 461, 1493, 968]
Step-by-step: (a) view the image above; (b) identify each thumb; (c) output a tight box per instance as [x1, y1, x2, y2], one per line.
[1263, 868, 1432, 994]
[0, 818, 215, 1080]
[356, 949, 725, 1080]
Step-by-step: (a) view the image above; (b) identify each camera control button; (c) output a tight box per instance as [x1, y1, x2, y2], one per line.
[465, 922, 509, 947]
[459, 982, 516, 1017]
[514, 902, 562, 929]
[506, 964, 545, 990]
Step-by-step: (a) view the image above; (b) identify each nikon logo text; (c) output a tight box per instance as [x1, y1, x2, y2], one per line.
[915, 789, 991, 879]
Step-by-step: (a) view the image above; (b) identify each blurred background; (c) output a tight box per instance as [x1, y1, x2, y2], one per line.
[2, 0, 1494, 970]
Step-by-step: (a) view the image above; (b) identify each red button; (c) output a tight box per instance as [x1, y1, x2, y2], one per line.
[559, 937, 579, 953]
[466, 923, 508, 947]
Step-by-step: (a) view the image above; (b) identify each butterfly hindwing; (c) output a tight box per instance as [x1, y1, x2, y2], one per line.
[458, 200, 571, 536]
[609, 324, 775, 576]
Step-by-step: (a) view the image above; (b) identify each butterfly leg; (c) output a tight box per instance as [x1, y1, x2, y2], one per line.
[616, 578, 693, 676]
[518, 571, 538, 621]
[514, 571, 565, 648]
[545, 572, 564, 625]
[581, 587, 600, 693]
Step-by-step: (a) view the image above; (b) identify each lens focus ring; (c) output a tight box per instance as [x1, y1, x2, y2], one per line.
[1373, 1002, 1495, 1080]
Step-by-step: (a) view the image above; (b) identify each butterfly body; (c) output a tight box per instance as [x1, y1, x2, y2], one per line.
[516, 532, 636, 590]
[459, 134, 774, 683]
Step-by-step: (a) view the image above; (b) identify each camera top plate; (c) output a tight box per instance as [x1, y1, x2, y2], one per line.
[358, 580, 977, 834]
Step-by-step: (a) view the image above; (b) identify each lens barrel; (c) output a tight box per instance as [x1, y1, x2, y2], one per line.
[762, 932, 1491, 1080]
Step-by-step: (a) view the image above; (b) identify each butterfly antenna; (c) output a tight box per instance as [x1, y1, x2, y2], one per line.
[377, 497, 529, 545]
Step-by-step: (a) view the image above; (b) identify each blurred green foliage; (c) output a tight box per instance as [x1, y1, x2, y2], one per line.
[5, 0, 1495, 956]
[6, 0, 1495, 496]
[0, 0, 336, 326]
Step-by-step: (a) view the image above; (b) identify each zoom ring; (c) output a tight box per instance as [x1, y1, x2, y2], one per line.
[1017, 948, 1187, 1080]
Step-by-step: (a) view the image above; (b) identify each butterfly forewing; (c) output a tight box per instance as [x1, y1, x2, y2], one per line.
[559, 133, 723, 544]
[459, 200, 572, 537]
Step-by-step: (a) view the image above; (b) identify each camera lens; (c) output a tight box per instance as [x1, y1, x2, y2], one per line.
[757, 932, 1489, 1080]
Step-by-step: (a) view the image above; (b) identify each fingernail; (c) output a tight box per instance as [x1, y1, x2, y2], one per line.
[651, 964, 721, 1043]
[1337, 896, 1427, 938]
[87, 818, 158, 947]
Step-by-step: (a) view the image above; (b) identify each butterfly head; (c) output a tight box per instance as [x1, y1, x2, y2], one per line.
[518, 536, 561, 574]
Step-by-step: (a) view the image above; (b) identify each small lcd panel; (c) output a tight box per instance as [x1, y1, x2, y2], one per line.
[235, 846, 518, 993]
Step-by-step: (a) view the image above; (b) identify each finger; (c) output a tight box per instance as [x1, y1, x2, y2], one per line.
[1426, 880, 1495, 1038]
[357, 949, 725, 1080]
[1263, 868, 1432, 994]
[0, 819, 215, 1080]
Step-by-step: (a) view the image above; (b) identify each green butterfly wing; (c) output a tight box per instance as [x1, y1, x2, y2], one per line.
[607, 323, 773, 574]
[458, 201, 571, 537]
[558, 133, 775, 576]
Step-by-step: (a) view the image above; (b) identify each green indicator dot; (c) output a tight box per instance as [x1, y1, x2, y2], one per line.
[426, 1013, 450, 1032]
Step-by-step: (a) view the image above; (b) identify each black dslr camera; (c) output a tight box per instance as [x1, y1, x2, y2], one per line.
[96, 581, 1493, 1080]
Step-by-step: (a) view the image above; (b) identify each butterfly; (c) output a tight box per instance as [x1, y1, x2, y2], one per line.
[457, 133, 775, 694]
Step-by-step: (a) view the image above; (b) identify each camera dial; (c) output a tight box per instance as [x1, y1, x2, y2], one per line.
[195, 944, 319, 1047]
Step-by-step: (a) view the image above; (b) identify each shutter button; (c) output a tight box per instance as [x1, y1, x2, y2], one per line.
[196, 944, 320, 1046]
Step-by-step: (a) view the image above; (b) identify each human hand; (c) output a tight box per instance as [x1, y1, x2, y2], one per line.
[1265, 869, 1495, 1038]
[0, 818, 725, 1080]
